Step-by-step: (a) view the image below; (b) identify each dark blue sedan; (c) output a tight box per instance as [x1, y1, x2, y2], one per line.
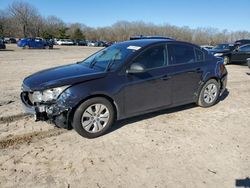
[21, 39, 228, 138]
[17, 38, 53, 49]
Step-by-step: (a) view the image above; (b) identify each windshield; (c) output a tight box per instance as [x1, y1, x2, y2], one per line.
[80, 44, 139, 71]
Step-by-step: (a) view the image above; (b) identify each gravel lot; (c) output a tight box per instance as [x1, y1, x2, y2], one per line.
[0, 44, 250, 188]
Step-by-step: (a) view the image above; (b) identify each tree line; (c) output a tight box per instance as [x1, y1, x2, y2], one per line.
[0, 1, 250, 45]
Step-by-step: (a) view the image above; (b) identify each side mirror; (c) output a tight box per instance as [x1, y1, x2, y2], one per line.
[126, 63, 146, 74]
[234, 46, 240, 52]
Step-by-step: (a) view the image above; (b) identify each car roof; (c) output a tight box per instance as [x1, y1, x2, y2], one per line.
[130, 35, 175, 40]
[115, 39, 203, 51]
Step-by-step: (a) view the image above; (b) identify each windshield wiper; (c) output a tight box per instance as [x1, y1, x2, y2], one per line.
[89, 50, 106, 68]
[106, 50, 121, 71]
[89, 59, 97, 68]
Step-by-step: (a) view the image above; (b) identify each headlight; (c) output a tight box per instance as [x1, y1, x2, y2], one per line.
[32, 86, 69, 103]
[214, 53, 223, 57]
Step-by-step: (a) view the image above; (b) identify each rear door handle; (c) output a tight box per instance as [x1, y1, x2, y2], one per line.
[188, 68, 202, 73]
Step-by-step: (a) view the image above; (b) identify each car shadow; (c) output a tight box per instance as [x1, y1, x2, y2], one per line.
[229, 62, 248, 66]
[0, 49, 14, 51]
[107, 103, 197, 135]
[218, 89, 229, 102]
[107, 90, 230, 135]
[246, 73, 250, 76]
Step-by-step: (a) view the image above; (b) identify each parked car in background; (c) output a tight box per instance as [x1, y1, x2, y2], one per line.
[229, 44, 250, 64]
[105, 41, 113, 47]
[210, 43, 250, 65]
[74, 39, 87, 46]
[87, 40, 97, 47]
[0, 38, 6, 49]
[201, 45, 214, 50]
[21, 39, 227, 138]
[96, 41, 107, 47]
[235, 39, 250, 46]
[208, 43, 236, 64]
[17, 38, 53, 49]
[56, 39, 74, 45]
[4, 37, 17, 44]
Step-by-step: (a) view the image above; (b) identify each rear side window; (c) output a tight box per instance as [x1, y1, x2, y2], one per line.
[195, 48, 205, 62]
[168, 44, 195, 65]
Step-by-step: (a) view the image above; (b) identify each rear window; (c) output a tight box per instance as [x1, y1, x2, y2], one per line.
[168, 44, 195, 65]
[195, 48, 205, 62]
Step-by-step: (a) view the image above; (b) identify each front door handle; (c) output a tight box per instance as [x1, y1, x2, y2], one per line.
[161, 75, 171, 80]
[195, 68, 202, 73]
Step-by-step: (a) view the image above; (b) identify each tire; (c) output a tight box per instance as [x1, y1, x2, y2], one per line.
[223, 56, 230, 65]
[197, 79, 220, 107]
[44, 45, 49, 49]
[72, 97, 115, 138]
[23, 45, 29, 49]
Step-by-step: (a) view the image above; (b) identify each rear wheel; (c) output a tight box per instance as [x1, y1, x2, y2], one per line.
[72, 97, 115, 138]
[197, 79, 220, 107]
[23, 45, 29, 49]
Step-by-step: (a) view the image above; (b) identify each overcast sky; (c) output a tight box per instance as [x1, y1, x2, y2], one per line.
[1, 0, 249, 31]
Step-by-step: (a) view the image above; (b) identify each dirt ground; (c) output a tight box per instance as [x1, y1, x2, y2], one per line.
[0, 44, 249, 188]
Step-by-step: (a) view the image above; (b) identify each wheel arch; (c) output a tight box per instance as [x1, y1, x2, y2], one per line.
[67, 94, 119, 129]
[195, 75, 220, 102]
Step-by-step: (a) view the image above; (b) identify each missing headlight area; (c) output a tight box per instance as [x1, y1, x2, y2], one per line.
[21, 87, 71, 129]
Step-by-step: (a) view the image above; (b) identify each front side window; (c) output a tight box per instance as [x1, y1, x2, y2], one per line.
[239, 45, 250, 52]
[132, 45, 166, 70]
[168, 44, 195, 65]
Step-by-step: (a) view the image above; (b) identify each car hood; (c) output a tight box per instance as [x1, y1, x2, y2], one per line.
[23, 63, 106, 91]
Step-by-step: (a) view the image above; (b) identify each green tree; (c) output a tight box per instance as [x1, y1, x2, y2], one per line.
[71, 28, 85, 40]
[57, 27, 69, 39]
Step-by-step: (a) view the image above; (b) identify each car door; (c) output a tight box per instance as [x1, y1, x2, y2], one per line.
[167, 43, 204, 104]
[34, 38, 43, 48]
[231, 44, 250, 62]
[28, 38, 36, 47]
[123, 44, 172, 116]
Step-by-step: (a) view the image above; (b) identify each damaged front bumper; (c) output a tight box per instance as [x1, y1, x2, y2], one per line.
[20, 91, 72, 129]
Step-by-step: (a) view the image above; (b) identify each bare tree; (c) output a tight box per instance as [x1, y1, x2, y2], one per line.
[1, 1, 250, 45]
[8, 1, 40, 37]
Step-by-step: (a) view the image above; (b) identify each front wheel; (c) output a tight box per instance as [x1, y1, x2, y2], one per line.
[72, 97, 115, 138]
[197, 79, 220, 107]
